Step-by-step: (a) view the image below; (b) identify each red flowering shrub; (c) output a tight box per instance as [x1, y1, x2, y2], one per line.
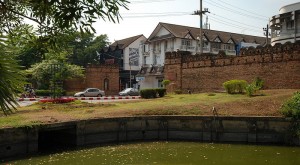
[40, 98, 75, 103]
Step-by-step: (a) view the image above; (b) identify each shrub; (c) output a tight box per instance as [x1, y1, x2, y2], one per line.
[223, 80, 247, 94]
[35, 89, 66, 96]
[174, 89, 183, 94]
[140, 89, 157, 99]
[245, 84, 256, 97]
[156, 88, 166, 97]
[162, 80, 170, 87]
[254, 77, 264, 89]
[35, 90, 51, 96]
[40, 98, 75, 103]
[280, 92, 300, 120]
[245, 77, 265, 97]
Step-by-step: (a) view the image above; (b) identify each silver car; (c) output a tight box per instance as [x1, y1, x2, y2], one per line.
[119, 88, 140, 96]
[74, 88, 105, 97]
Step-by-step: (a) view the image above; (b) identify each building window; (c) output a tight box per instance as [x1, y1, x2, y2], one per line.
[223, 44, 231, 50]
[211, 42, 221, 49]
[181, 39, 192, 46]
[104, 78, 109, 90]
[286, 20, 294, 30]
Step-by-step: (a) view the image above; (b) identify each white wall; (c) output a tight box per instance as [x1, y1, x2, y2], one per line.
[124, 35, 147, 71]
[138, 76, 159, 89]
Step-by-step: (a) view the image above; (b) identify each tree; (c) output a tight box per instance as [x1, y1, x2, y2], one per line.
[0, 35, 26, 115]
[0, 0, 129, 114]
[27, 59, 84, 90]
[69, 33, 110, 67]
[0, 0, 128, 34]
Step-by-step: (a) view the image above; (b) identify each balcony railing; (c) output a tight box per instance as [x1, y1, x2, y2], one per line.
[226, 50, 236, 55]
[180, 45, 195, 50]
[211, 48, 220, 54]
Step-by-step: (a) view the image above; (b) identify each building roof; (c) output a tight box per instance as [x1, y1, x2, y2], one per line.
[110, 34, 145, 50]
[148, 22, 267, 45]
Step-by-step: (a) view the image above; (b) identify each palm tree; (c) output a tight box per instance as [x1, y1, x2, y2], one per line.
[0, 36, 25, 115]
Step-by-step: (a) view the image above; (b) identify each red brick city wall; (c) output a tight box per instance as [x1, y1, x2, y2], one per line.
[64, 65, 119, 95]
[164, 42, 300, 93]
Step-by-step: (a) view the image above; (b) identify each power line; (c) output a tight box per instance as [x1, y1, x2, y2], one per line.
[121, 12, 191, 18]
[204, 0, 268, 21]
[208, 16, 262, 33]
[217, 0, 268, 19]
[208, 12, 262, 29]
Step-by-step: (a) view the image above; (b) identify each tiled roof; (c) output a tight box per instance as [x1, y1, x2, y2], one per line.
[110, 34, 145, 49]
[148, 22, 268, 45]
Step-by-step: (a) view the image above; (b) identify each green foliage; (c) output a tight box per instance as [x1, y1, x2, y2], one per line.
[245, 77, 264, 97]
[223, 80, 247, 94]
[35, 90, 66, 96]
[162, 80, 170, 87]
[254, 77, 264, 89]
[140, 89, 157, 99]
[0, 0, 128, 35]
[27, 59, 84, 89]
[280, 92, 300, 120]
[156, 88, 166, 97]
[140, 88, 166, 99]
[0, 34, 26, 115]
[245, 84, 256, 97]
[68, 33, 110, 67]
[174, 90, 183, 94]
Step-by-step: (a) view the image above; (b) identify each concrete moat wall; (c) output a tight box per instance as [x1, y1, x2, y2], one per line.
[0, 116, 299, 159]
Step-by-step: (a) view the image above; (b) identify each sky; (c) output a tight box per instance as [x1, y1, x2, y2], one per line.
[94, 0, 300, 43]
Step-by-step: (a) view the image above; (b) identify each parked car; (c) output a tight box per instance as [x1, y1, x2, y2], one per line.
[74, 88, 105, 97]
[119, 88, 140, 96]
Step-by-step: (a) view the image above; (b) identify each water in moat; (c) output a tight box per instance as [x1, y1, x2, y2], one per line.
[3, 142, 300, 165]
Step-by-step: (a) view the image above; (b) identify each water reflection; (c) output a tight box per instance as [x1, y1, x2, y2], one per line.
[4, 142, 300, 165]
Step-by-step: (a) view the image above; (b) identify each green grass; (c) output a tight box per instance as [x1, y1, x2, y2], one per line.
[0, 90, 296, 128]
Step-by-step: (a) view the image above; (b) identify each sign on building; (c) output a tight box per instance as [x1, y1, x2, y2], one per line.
[129, 48, 139, 66]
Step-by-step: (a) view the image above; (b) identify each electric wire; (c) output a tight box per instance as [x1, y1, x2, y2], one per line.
[208, 12, 262, 29]
[204, 0, 268, 21]
[217, 0, 268, 19]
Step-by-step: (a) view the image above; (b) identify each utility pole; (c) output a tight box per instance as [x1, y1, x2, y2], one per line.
[193, 0, 209, 54]
[129, 61, 132, 88]
[263, 24, 270, 45]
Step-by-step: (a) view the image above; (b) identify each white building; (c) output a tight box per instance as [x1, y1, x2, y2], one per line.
[101, 34, 147, 90]
[136, 22, 266, 89]
[269, 2, 300, 45]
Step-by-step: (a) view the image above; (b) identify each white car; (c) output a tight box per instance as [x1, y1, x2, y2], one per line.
[74, 88, 105, 97]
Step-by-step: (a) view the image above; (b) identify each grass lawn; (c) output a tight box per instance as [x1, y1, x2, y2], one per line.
[0, 89, 298, 128]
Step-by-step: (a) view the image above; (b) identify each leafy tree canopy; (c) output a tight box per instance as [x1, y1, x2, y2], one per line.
[0, 0, 128, 114]
[0, 0, 129, 35]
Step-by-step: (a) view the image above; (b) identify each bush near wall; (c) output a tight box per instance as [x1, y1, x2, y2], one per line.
[140, 88, 166, 99]
[223, 80, 247, 94]
[280, 91, 300, 120]
[35, 90, 66, 96]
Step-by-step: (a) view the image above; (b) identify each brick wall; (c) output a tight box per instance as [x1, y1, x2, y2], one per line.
[64, 65, 119, 95]
[164, 42, 300, 93]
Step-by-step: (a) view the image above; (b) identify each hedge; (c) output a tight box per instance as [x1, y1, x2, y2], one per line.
[223, 80, 247, 94]
[140, 88, 166, 99]
[35, 90, 66, 96]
